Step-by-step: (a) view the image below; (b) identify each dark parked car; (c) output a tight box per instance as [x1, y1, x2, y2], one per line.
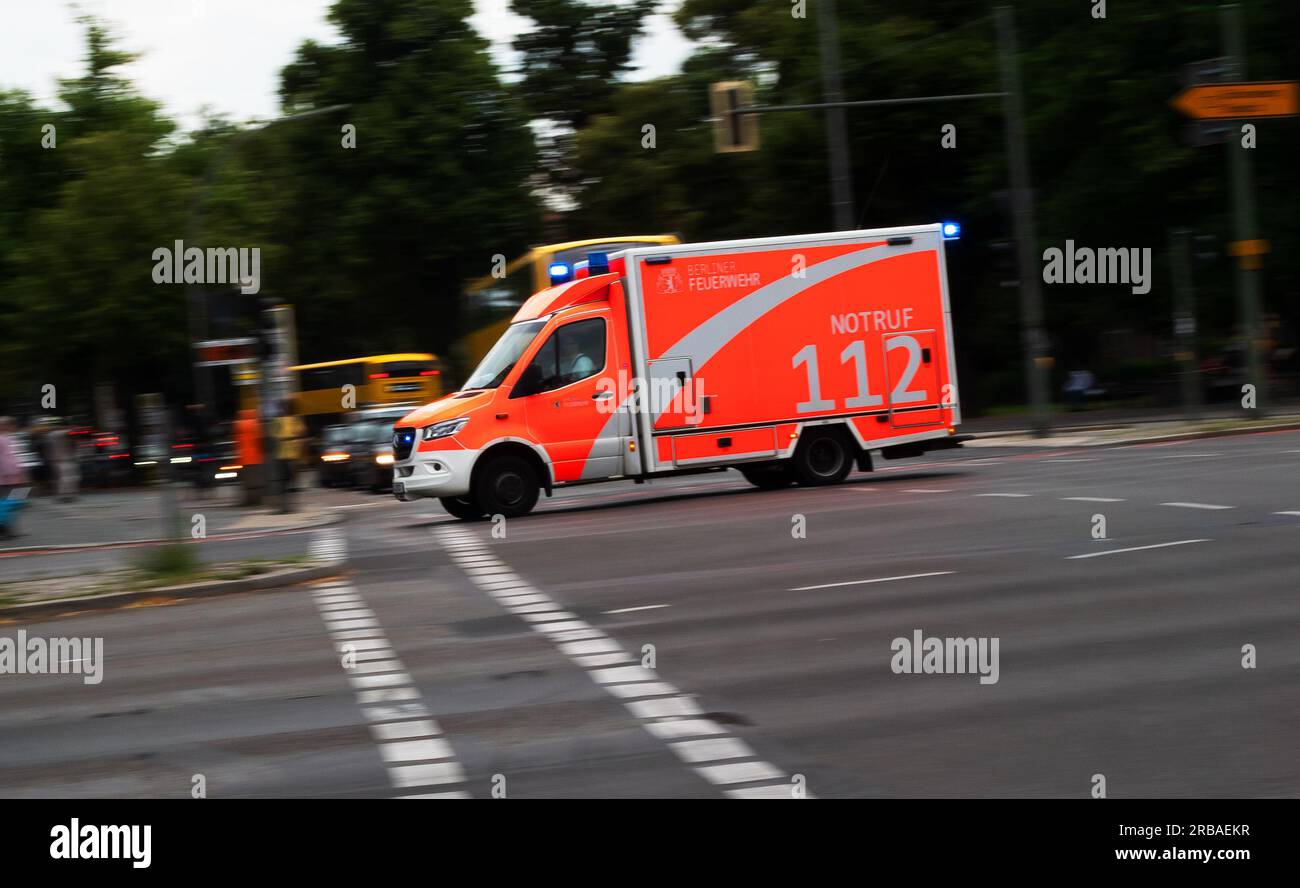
[317, 424, 359, 487]
[348, 419, 397, 492]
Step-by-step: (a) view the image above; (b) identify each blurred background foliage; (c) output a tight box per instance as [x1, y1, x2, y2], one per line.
[0, 0, 1297, 419]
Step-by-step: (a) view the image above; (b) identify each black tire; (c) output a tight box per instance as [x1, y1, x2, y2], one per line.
[792, 429, 854, 486]
[439, 495, 486, 520]
[740, 463, 795, 490]
[472, 454, 540, 518]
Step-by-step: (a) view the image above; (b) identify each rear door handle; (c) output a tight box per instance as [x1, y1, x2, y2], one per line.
[592, 391, 614, 401]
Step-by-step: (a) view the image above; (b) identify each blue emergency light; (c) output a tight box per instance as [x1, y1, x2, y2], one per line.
[586, 251, 610, 275]
[941, 221, 962, 240]
[548, 262, 572, 285]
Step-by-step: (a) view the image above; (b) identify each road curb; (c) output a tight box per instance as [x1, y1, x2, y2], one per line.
[970, 418, 1300, 448]
[0, 511, 343, 557]
[0, 559, 346, 622]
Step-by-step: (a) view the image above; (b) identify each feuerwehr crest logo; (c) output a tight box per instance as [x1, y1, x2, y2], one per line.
[655, 267, 682, 296]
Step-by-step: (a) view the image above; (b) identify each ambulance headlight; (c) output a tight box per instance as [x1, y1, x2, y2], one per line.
[422, 418, 468, 440]
[941, 221, 961, 240]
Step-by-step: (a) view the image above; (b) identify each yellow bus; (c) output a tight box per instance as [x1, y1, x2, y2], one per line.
[289, 353, 444, 419]
[460, 235, 681, 370]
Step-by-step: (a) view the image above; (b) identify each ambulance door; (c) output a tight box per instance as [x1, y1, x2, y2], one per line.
[884, 330, 943, 428]
[517, 311, 624, 482]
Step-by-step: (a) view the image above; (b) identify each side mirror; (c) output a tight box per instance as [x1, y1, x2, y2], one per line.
[511, 363, 545, 398]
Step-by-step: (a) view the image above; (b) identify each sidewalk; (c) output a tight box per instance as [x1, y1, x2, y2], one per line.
[962, 407, 1300, 448]
[1, 484, 336, 553]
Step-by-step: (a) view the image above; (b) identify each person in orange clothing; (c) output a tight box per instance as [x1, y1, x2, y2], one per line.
[234, 409, 264, 506]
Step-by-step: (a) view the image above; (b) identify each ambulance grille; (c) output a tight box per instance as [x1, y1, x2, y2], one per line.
[393, 427, 416, 461]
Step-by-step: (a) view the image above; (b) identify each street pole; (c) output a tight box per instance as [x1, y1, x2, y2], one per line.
[1222, 4, 1267, 415]
[816, 0, 856, 230]
[185, 105, 349, 408]
[1169, 229, 1202, 419]
[995, 6, 1051, 437]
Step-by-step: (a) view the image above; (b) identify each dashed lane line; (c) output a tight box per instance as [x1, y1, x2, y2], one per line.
[436, 525, 808, 799]
[1061, 496, 1127, 503]
[1159, 502, 1234, 511]
[1066, 539, 1211, 560]
[604, 604, 672, 615]
[789, 571, 956, 592]
[974, 492, 1032, 498]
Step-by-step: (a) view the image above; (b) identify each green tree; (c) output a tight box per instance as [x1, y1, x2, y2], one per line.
[2, 20, 192, 414]
[269, 0, 541, 362]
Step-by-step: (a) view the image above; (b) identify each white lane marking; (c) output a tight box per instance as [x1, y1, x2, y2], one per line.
[1066, 539, 1211, 560]
[437, 526, 807, 799]
[1061, 496, 1126, 503]
[371, 720, 439, 741]
[974, 492, 1032, 498]
[604, 604, 671, 615]
[378, 738, 457, 763]
[307, 578, 470, 799]
[903, 488, 951, 493]
[1159, 502, 1234, 510]
[1274, 511, 1300, 517]
[309, 526, 347, 565]
[1043, 458, 1098, 463]
[789, 571, 955, 592]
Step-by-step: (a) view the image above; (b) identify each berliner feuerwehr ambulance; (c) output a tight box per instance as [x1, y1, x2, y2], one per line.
[393, 225, 967, 518]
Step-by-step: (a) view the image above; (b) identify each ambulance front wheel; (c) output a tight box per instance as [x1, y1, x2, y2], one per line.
[474, 454, 541, 518]
[439, 495, 486, 521]
[792, 429, 854, 486]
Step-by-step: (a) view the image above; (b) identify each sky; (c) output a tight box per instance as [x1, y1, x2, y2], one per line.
[0, 0, 694, 130]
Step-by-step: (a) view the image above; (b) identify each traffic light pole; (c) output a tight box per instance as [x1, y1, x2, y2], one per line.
[995, 6, 1051, 437]
[1222, 4, 1267, 414]
[816, 0, 855, 230]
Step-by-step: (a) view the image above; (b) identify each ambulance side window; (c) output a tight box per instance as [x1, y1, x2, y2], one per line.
[556, 318, 606, 386]
[522, 317, 606, 394]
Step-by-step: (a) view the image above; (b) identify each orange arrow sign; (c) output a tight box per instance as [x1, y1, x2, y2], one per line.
[1171, 81, 1299, 119]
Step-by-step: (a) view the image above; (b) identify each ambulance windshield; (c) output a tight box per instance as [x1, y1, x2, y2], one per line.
[461, 319, 546, 390]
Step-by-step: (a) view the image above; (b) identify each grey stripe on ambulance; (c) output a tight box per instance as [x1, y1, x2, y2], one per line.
[580, 239, 937, 478]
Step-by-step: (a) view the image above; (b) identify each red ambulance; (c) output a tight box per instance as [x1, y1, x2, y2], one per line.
[393, 224, 966, 518]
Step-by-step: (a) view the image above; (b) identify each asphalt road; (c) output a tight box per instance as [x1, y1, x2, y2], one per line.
[2, 429, 1297, 798]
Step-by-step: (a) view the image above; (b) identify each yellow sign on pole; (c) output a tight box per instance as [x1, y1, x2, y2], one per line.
[1170, 81, 1298, 119]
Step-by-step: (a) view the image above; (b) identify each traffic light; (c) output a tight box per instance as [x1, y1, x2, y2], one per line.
[710, 81, 760, 153]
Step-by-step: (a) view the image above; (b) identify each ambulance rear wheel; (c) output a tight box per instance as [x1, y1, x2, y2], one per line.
[439, 496, 485, 521]
[793, 430, 853, 486]
[474, 455, 540, 518]
[740, 463, 795, 489]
